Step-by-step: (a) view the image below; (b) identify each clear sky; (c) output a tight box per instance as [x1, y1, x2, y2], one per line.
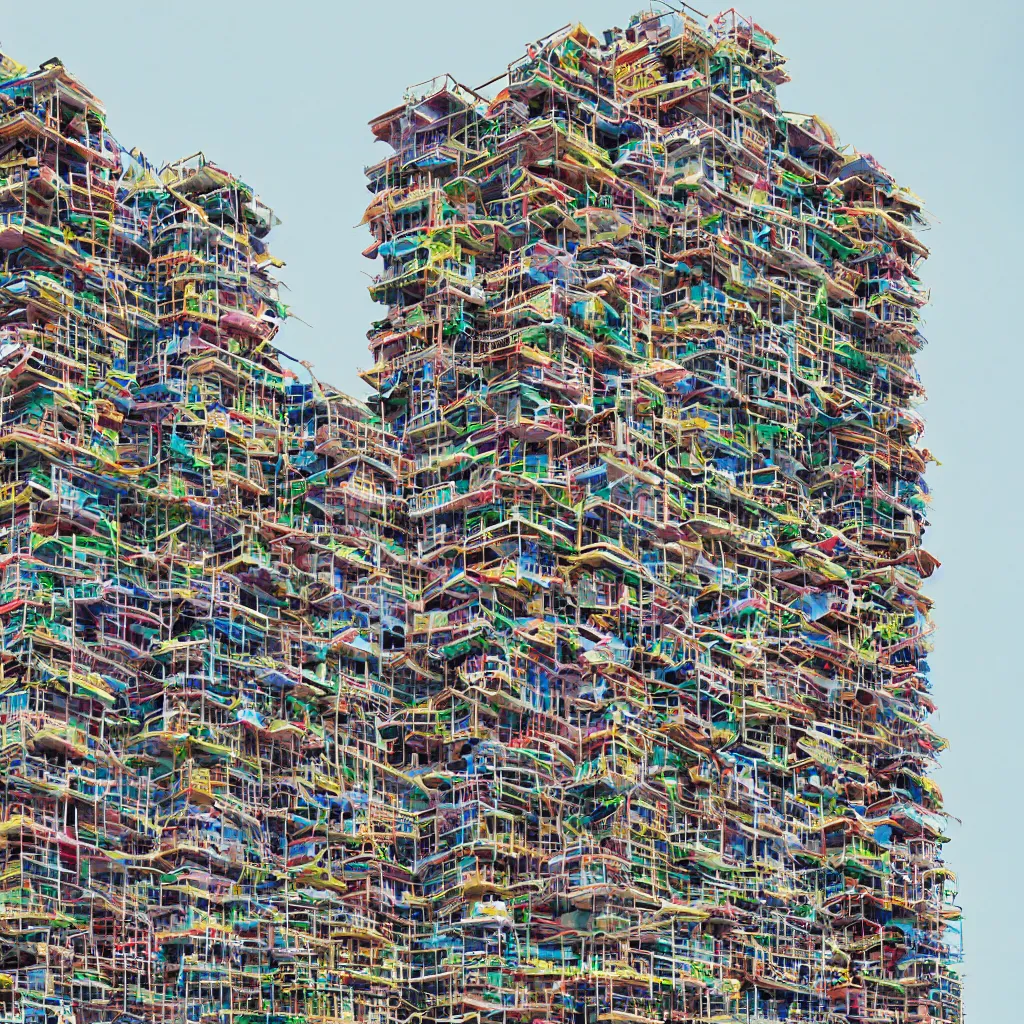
[3, 1, 1019, 1018]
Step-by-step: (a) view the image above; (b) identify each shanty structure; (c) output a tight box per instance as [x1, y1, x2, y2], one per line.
[0, 8, 960, 1024]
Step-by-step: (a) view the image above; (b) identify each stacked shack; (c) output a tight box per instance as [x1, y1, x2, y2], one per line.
[357, 9, 960, 1024]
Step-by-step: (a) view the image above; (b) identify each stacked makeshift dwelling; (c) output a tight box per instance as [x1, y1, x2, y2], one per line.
[0, 43, 393, 1024]
[0, 9, 960, 1024]
[358, 9, 961, 1024]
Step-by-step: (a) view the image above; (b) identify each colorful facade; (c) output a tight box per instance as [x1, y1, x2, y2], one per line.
[0, 9, 960, 1024]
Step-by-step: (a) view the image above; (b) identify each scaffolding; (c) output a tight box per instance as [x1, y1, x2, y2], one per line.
[0, 8, 960, 1024]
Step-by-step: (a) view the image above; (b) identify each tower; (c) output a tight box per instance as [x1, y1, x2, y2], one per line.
[359, 9, 961, 1024]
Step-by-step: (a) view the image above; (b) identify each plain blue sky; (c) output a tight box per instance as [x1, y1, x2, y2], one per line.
[3, 1, 1019, 1018]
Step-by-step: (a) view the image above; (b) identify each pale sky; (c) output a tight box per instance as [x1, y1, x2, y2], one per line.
[3, 2, 1020, 1018]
